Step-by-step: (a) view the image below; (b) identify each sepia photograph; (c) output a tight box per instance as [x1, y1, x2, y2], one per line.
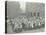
[5, 1, 45, 34]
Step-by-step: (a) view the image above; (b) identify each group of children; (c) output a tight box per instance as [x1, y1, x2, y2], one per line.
[7, 16, 44, 33]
